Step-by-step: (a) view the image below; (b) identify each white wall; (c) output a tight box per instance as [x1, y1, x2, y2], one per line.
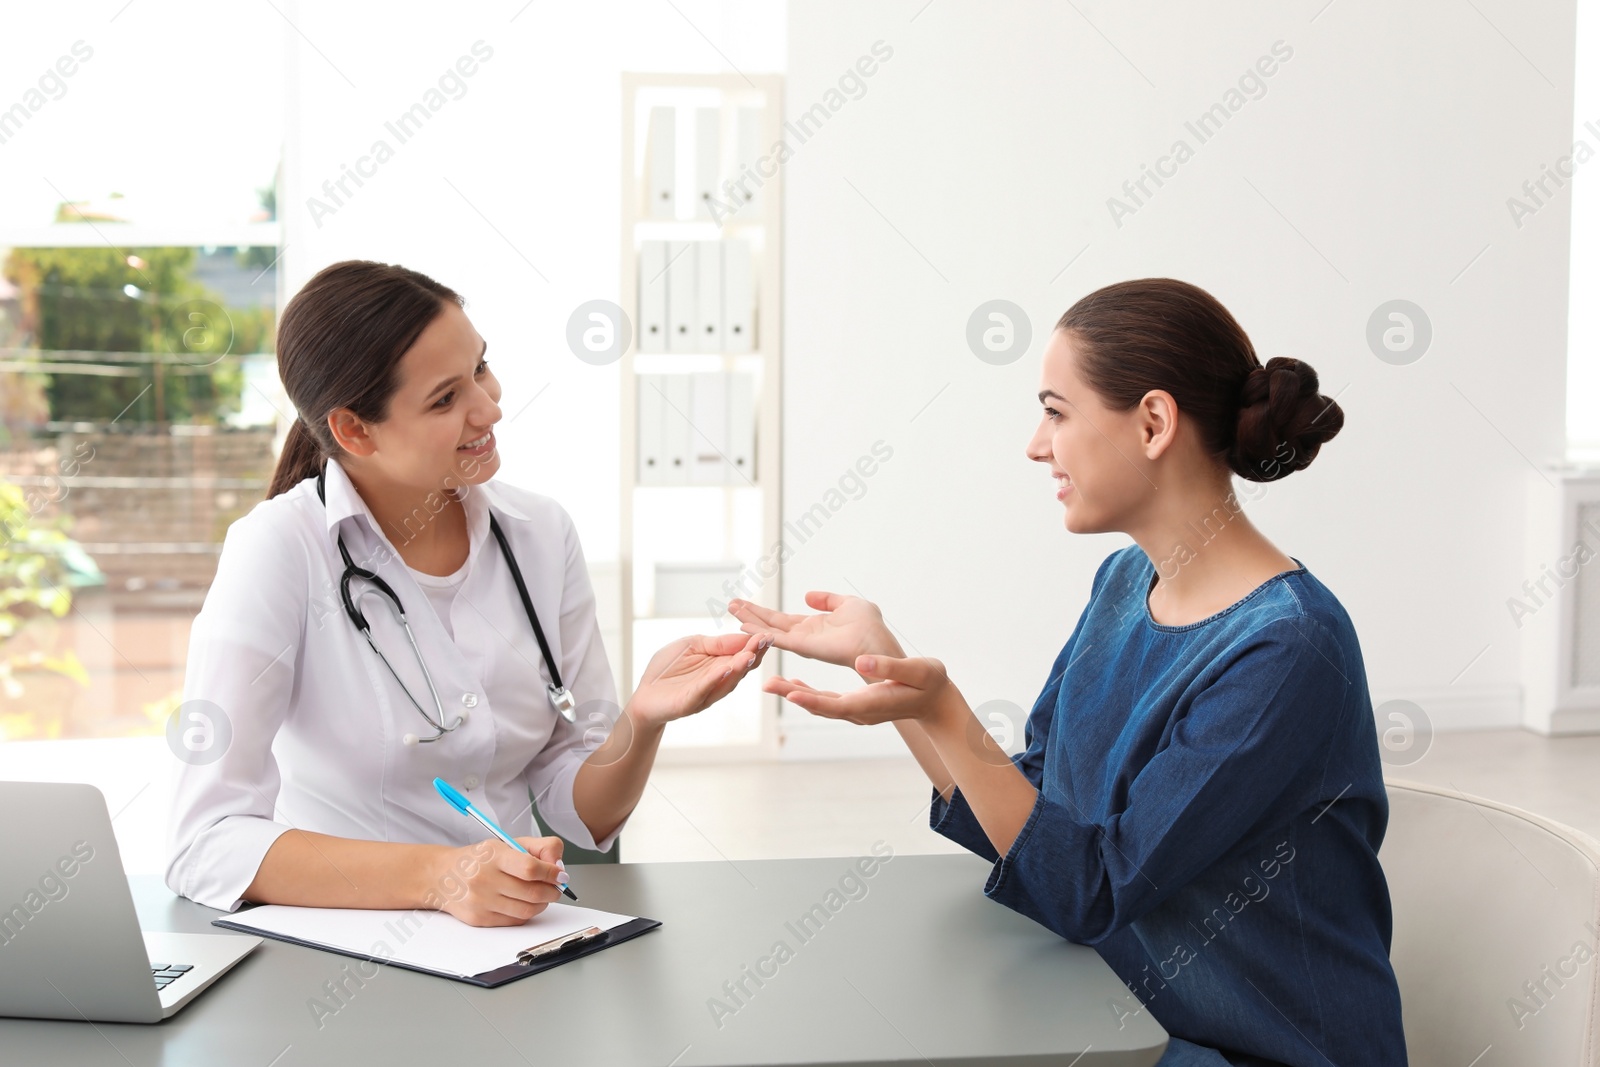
[779, 0, 1577, 755]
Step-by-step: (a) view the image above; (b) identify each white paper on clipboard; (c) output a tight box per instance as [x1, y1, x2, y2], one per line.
[224, 901, 640, 979]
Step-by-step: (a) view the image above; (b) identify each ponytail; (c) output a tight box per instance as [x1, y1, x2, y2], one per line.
[267, 419, 326, 499]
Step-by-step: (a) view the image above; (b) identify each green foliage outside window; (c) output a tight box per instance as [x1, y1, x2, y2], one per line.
[0, 482, 89, 739]
[2, 245, 273, 425]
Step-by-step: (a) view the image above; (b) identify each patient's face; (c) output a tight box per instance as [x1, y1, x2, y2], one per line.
[1025, 329, 1152, 534]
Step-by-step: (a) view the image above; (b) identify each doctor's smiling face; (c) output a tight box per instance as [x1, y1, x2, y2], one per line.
[329, 300, 504, 496]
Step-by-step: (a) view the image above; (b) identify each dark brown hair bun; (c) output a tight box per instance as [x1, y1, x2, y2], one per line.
[1228, 356, 1344, 483]
[1057, 279, 1344, 484]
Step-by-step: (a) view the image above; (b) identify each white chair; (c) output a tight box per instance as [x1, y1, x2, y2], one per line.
[1380, 779, 1600, 1066]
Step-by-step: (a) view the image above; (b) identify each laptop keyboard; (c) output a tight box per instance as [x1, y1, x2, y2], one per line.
[149, 963, 194, 991]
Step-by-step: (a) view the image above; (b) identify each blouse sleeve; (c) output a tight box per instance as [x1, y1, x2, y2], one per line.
[164, 508, 305, 911]
[927, 644, 1069, 864]
[981, 613, 1351, 945]
[928, 552, 1116, 862]
[520, 506, 624, 853]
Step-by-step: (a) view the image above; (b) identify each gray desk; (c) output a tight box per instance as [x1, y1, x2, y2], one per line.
[0, 854, 1167, 1066]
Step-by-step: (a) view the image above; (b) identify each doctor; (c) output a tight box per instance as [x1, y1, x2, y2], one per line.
[167, 260, 769, 926]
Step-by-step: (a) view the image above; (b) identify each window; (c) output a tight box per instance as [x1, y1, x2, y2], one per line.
[0, 238, 278, 741]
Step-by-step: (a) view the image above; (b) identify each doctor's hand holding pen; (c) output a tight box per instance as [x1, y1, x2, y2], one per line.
[433, 834, 571, 927]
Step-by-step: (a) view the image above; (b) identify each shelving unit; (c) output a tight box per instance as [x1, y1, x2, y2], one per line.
[619, 73, 784, 761]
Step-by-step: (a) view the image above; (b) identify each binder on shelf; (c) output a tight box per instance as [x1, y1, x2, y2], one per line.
[723, 239, 754, 353]
[645, 106, 677, 220]
[213, 903, 659, 990]
[662, 373, 693, 484]
[638, 241, 667, 353]
[689, 371, 728, 485]
[665, 242, 697, 353]
[735, 107, 765, 220]
[637, 373, 666, 485]
[693, 108, 721, 221]
[694, 240, 723, 351]
[727, 371, 755, 481]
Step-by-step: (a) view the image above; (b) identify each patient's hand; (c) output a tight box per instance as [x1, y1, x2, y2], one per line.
[764, 654, 965, 728]
[728, 591, 903, 670]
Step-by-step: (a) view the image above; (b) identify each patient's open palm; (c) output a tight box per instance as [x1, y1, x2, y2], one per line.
[728, 591, 900, 668]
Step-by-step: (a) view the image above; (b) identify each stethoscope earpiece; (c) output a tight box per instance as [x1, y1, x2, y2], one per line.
[402, 733, 420, 747]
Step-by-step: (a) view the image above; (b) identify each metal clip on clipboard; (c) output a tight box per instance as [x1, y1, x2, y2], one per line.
[516, 925, 607, 966]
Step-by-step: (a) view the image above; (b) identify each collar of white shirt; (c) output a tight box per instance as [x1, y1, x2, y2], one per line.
[319, 457, 533, 560]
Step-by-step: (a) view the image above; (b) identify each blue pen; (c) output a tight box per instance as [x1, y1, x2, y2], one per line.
[433, 777, 578, 901]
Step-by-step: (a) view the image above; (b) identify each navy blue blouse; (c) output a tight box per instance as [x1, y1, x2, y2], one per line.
[931, 546, 1407, 1066]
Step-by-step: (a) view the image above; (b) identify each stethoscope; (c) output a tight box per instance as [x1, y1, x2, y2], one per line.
[318, 468, 577, 744]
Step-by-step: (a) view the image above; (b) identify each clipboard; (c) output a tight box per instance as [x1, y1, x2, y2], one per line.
[212, 905, 661, 989]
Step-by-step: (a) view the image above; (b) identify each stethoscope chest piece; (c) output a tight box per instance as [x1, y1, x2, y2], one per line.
[549, 685, 577, 723]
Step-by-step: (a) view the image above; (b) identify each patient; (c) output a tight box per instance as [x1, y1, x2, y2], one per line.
[731, 278, 1407, 1066]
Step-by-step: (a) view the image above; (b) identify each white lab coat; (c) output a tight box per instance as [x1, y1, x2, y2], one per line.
[165, 458, 623, 911]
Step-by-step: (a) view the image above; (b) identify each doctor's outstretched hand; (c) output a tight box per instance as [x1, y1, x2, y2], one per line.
[625, 632, 774, 728]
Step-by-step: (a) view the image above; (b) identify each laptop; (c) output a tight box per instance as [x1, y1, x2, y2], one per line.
[0, 781, 261, 1023]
